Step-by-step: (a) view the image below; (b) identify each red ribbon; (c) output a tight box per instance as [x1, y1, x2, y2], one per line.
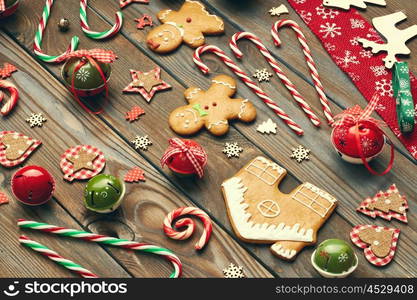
[59, 49, 117, 114]
[161, 138, 207, 178]
[333, 94, 394, 176]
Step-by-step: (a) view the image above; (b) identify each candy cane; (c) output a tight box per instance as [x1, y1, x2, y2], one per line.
[0, 80, 19, 116]
[34, 0, 79, 63]
[272, 20, 334, 124]
[194, 45, 304, 136]
[230, 32, 321, 127]
[163, 207, 212, 250]
[18, 219, 182, 278]
[80, 0, 123, 40]
[19, 235, 98, 278]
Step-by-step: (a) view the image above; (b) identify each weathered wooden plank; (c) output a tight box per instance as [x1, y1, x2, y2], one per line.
[1, 0, 414, 277]
[0, 34, 272, 278]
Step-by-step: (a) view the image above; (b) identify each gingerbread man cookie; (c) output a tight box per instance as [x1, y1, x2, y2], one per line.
[221, 156, 338, 260]
[169, 75, 256, 136]
[146, 1, 224, 53]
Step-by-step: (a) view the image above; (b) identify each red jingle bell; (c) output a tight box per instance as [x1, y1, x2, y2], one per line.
[11, 165, 55, 205]
[161, 138, 207, 178]
[331, 120, 385, 164]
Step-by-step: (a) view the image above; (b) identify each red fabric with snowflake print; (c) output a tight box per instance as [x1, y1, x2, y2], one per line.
[287, 0, 417, 159]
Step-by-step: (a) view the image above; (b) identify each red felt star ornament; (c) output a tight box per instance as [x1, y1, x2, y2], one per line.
[125, 106, 145, 122]
[135, 15, 153, 29]
[0, 190, 9, 205]
[124, 167, 146, 183]
[123, 67, 171, 103]
[120, 0, 149, 9]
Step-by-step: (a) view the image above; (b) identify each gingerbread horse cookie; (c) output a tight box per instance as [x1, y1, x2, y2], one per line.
[169, 74, 256, 136]
[146, 0, 224, 53]
[221, 156, 338, 260]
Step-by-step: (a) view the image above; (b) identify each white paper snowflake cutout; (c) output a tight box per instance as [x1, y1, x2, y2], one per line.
[253, 68, 273, 82]
[223, 263, 245, 278]
[131, 135, 152, 151]
[257, 119, 277, 134]
[290, 145, 311, 163]
[319, 23, 342, 39]
[375, 79, 393, 97]
[26, 113, 47, 128]
[223, 142, 243, 158]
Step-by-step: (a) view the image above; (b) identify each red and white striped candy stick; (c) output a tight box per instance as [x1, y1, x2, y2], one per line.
[163, 207, 212, 250]
[230, 32, 321, 127]
[80, 0, 123, 40]
[19, 235, 98, 278]
[272, 20, 334, 124]
[194, 45, 304, 136]
[0, 80, 19, 116]
[18, 219, 182, 278]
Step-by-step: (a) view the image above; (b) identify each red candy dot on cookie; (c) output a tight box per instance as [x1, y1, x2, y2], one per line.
[212, 102, 217, 107]
[186, 17, 192, 23]
[204, 105, 209, 110]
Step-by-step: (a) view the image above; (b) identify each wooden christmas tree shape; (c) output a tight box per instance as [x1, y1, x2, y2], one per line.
[358, 12, 417, 68]
[366, 190, 406, 214]
[323, 0, 386, 10]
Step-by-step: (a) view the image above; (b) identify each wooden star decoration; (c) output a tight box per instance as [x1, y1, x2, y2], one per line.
[123, 67, 171, 103]
[120, 0, 149, 9]
[66, 149, 98, 172]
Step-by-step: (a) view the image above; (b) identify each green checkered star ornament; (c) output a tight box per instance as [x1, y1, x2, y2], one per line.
[84, 174, 125, 213]
[312, 239, 358, 278]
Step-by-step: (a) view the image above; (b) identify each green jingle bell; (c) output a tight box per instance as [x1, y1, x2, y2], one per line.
[84, 174, 125, 213]
[312, 239, 358, 278]
[61, 56, 111, 96]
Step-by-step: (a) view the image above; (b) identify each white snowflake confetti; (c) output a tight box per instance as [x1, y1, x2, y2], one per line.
[359, 49, 373, 58]
[269, 5, 288, 16]
[223, 263, 245, 278]
[75, 67, 90, 82]
[375, 79, 393, 97]
[324, 42, 336, 52]
[223, 142, 243, 158]
[350, 18, 365, 29]
[26, 113, 47, 128]
[131, 135, 152, 151]
[338, 253, 349, 263]
[299, 10, 312, 24]
[319, 23, 342, 39]
[253, 68, 273, 82]
[370, 65, 388, 77]
[315, 5, 339, 19]
[335, 50, 360, 68]
[290, 145, 311, 163]
[257, 119, 277, 134]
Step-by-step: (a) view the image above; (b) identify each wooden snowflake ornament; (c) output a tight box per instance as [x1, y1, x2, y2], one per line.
[26, 113, 47, 128]
[323, 0, 386, 10]
[358, 12, 417, 68]
[223, 263, 245, 278]
[131, 135, 152, 151]
[223, 142, 243, 158]
[290, 145, 311, 163]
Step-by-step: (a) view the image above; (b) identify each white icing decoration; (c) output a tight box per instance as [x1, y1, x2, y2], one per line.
[373, 241, 380, 246]
[211, 79, 236, 89]
[159, 9, 172, 20]
[165, 22, 184, 37]
[257, 200, 280, 218]
[186, 0, 224, 31]
[185, 88, 201, 100]
[245, 156, 285, 186]
[158, 28, 178, 45]
[291, 183, 337, 218]
[238, 99, 248, 118]
[271, 244, 297, 259]
[188, 36, 204, 45]
[207, 120, 227, 129]
[222, 177, 314, 242]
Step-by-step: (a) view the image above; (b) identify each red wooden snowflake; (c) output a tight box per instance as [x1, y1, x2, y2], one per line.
[124, 167, 146, 183]
[135, 15, 153, 29]
[125, 106, 145, 122]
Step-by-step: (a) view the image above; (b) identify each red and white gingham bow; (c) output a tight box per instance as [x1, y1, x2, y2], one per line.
[0, 63, 17, 79]
[0, 0, 5, 12]
[57, 49, 117, 63]
[161, 138, 207, 178]
[333, 94, 382, 129]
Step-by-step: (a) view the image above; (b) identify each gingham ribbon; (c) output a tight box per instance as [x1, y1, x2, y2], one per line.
[161, 138, 207, 178]
[57, 49, 117, 64]
[0, 0, 6, 12]
[0, 63, 17, 79]
[333, 94, 381, 129]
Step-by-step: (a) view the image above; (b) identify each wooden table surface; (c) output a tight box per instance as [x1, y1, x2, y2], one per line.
[0, 0, 416, 278]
